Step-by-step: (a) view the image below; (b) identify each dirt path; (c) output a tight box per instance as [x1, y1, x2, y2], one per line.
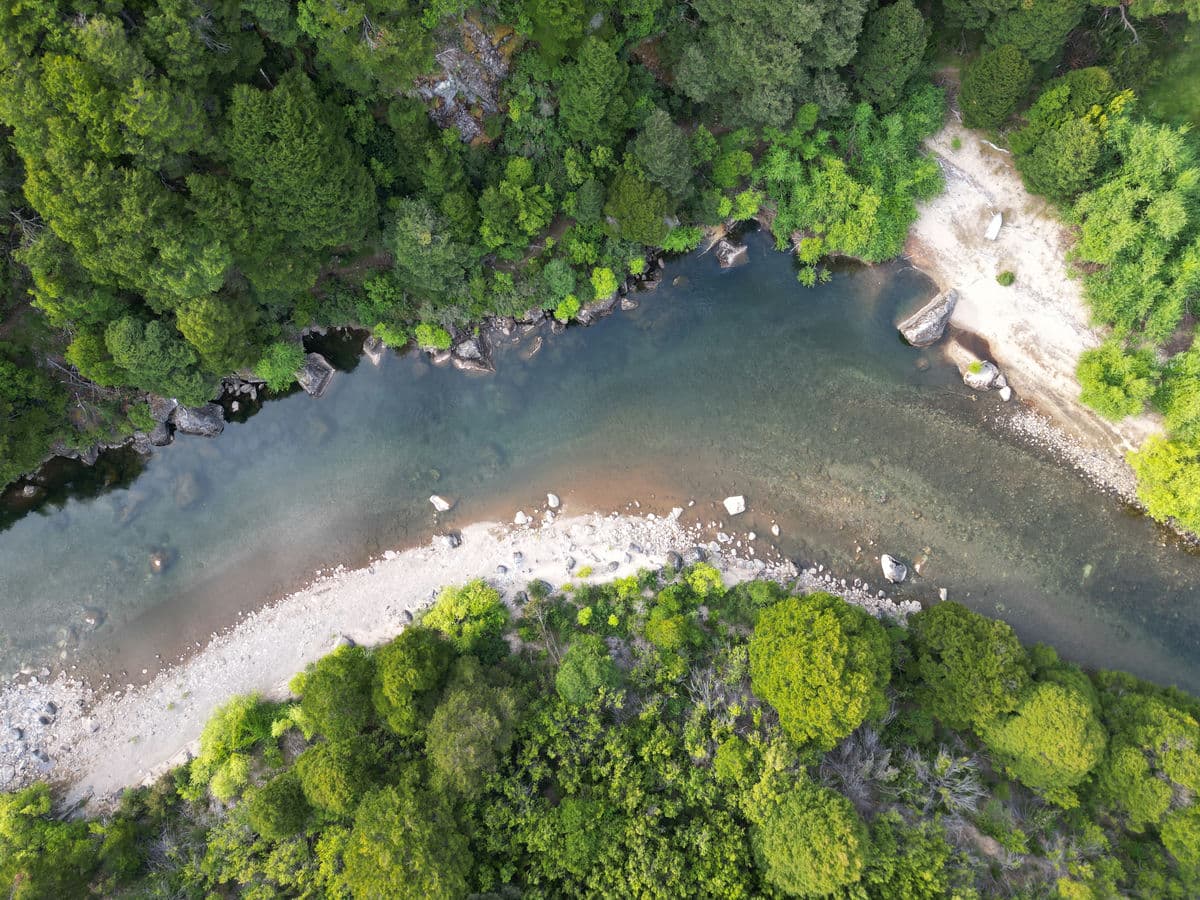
[906, 123, 1161, 466]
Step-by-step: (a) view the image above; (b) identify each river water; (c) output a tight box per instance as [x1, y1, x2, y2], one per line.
[2, 232, 1198, 690]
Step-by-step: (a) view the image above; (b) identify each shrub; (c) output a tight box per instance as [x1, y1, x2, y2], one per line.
[289, 645, 375, 741]
[424, 657, 518, 797]
[750, 594, 892, 749]
[254, 342, 305, 392]
[414, 323, 452, 350]
[183, 694, 277, 801]
[1130, 436, 1200, 534]
[662, 226, 704, 253]
[997, 270, 1015, 286]
[554, 294, 581, 323]
[295, 739, 378, 818]
[590, 266, 618, 299]
[245, 771, 310, 840]
[424, 580, 509, 659]
[960, 45, 1033, 129]
[372, 626, 455, 737]
[556, 634, 620, 705]
[1077, 340, 1159, 421]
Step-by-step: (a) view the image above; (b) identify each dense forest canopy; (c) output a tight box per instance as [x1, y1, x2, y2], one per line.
[1, 0, 1196, 508]
[4, 566, 1200, 896]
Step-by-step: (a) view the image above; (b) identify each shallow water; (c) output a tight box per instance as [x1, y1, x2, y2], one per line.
[2, 232, 1198, 689]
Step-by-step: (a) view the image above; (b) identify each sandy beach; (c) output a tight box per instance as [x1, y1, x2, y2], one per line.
[0, 505, 918, 811]
[906, 122, 1161, 495]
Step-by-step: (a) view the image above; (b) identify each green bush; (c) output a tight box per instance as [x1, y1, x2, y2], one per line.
[289, 645, 375, 741]
[996, 270, 1015, 286]
[295, 739, 378, 818]
[960, 45, 1033, 129]
[245, 771, 310, 840]
[1077, 340, 1160, 421]
[424, 580, 509, 659]
[1129, 436, 1200, 536]
[555, 633, 620, 705]
[372, 626, 455, 737]
[414, 323, 452, 351]
[554, 294, 581, 323]
[182, 694, 278, 802]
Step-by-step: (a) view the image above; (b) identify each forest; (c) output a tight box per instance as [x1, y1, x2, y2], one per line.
[4, 564, 1200, 897]
[0, 0, 1197, 525]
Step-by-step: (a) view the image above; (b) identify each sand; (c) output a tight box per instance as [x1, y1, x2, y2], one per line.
[0, 505, 918, 812]
[906, 123, 1162, 484]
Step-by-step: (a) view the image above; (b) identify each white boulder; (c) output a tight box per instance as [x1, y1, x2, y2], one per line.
[723, 495, 746, 516]
[881, 554, 908, 584]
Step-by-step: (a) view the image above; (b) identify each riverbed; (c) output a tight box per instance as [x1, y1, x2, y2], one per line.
[2, 231, 1198, 690]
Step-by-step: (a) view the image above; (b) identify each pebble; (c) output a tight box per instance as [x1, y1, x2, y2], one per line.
[514, 510, 530, 526]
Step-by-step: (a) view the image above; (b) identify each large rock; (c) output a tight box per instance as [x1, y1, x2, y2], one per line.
[148, 421, 173, 447]
[149, 396, 178, 424]
[172, 403, 224, 437]
[451, 356, 494, 374]
[296, 353, 335, 398]
[723, 495, 746, 515]
[881, 554, 908, 584]
[962, 360, 1002, 391]
[361, 336, 386, 366]
[715, 239, 748, 268]
[453, 337, 485, 361]
[575, 294, 617, 326]
[898, 289, 958, 347]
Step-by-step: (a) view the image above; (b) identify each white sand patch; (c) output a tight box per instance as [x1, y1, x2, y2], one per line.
[0, 510, 919, 812]
[906, 123, 1162, 482]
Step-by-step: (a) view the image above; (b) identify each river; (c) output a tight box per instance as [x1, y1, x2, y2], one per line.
[2, 232, 1198, 690]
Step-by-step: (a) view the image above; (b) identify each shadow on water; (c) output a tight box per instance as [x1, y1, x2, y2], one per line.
[2, 231, 1199, 691]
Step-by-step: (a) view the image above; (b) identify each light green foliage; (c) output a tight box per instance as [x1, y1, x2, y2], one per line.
[372, 625, 454, 736]
[559, 37, 629, 147]
[295, 739, 378, 818]
[0, 784, 99, 899]
[981, 681, 1107, 806]
[424, 579, 509, 658]
[632, 108, 691, 199]
[750, 593, 892, 749]
[1156, 345, 1200, 442]
[677, 0, 870, 127]
[343, 779, 469, 899]
[861, 813, 968, 899]
[1129, 435, 1200, 533]
[1077, 340, 1160, 420]
[590, 266, 618, 299]
[960, 45, 1033, 129]
[424, 657, 519, 797]
[643, 583, 702, 652]
[852, 0, 930, 112]
[1161, 806, 1200, 874]
[997, 270, 1016, 286]
[254, 342, 305, 392]
[245, 771, 310, 840]
[289, 645, 375, 741]
[183, 694, 277, 802]
[604, 170, 670, 245]
[554, 294, 581, 323]
[662, 226, 705, 253]
[414, 323, 452, 350]
[479, 157, 554, 256]
[907, 601, 1030, 731]
[176, 295, 256, 374]
[556, 633, 620, 704]
[749, 774, 869, 895]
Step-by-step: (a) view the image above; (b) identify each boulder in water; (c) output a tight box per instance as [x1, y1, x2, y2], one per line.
[172, 403, 224, 437]
[962, 360, 1002, 391]
[723, 495, 746, 516]
[429, 494, 453, 513]
[296, 353, 335, 398]
[898, 289, 958, 347]
[881, 554, 907, 584]
[362, 336, 386, 366]
[715, 239, 748, 268]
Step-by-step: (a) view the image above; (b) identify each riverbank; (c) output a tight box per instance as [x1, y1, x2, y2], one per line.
[0, 507, 919, 810]
[906, 122, 1160, 499]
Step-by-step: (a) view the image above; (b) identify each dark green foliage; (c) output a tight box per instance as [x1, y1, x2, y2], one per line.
[960, 44, 1033, 129]
[556, 633, 620, 704]
[749, 593, 892, 749]
[907, 601, 1030, 730]
[1077, 339, 1160, 420]
[290, 645, 375, 741]
[604, 171, 670, 245]
[0, 352, 68, 488]
[986, 0, 1088, 62]
[245, 771, 310, 840]
[631, 108, 692, 199]
[372, 625, 454, 737]
[559, 38, 630, 147]
[295, 739, 378, 818]
[853, 0, 931, 112]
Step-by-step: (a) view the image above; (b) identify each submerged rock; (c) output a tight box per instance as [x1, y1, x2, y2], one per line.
[361, 336, 386, 366]
[715, 239, 748, 268]
[429, 494, 453, 513]
[881, 554, 908, 584]
[172, 403, 225, 437]
[296, 353, 336, 398]
[898, 289, 958, 347]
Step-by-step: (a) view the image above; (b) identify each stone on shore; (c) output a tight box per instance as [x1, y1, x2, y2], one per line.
[898, 289, 958, 347]
[429, 494, 453, 513]
[574, 294, 617, 326]
[715, 238, 748, 268]
[514, 510, 530, 526]
[985, 212, 1003, 241]
[723, 495, 746, 516]
[962, 360, 1002, 391]
[296, 353, 335, 398]
[546, 492, 560, 509]
[881, 554, 908, 584]
[433, 532, 462, 550]
[999, 385, 1013, 402]
[361, 336, 386, 366]
[172, 403, 224, 437]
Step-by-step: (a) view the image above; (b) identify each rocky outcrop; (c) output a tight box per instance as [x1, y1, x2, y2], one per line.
[414, 19, 516, 142]
[962, 360, 1002, 391]
[452, 335, 495, 373]
[715, 239, 748, 268]
[898, 289, 958, 347]
[575, 293, 617, 326]
[172, 403, 225, 437]
[296, 353, 335, 398]
[361, 336, 385, 366]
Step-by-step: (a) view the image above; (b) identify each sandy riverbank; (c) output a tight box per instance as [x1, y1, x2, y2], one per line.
[906, 122, 1160, 497]
[0, 506, 918, 811]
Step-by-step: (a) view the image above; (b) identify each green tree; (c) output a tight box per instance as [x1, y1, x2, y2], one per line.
[424, 657, 519, 797]
[245, 771, 310, 840]
[424, 580, 509, 659]
[387, 197, 474, 301]
[750, 593, 892, 749]
[295, 739, 379, 818]
[296, 0, 431, 96]
[1156, 346, 1200, 442]
[750, 775, 869, 895]
[104, 317, 214, 404]
[986, 0, 1088, 62]
[254, 342, 306, 392]
[1129, 435, 1200, 533]
[604, 171, 669, 245]
[343, 780, 469, 899]
[556, 633, 621, 704]
[632, 108, 691, 199]
[176, 295, 257, 374]
[981, 681, 1107, 806]
[372, 626, 455, 736]
[559, 37, 630, 147]
[907, 601, 1030, 731]
[0, 784, 99, 899]
[289, 645, 375, 741]
[1077, 339, 1160, 420]
[479, 157, 554, 256]
[183, 694, 277, 802]
[960, 44, 1033, 129]
[852, 0, 930, 112]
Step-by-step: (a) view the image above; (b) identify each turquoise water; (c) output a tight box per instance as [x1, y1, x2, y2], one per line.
[2, 232, 1198, 689]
